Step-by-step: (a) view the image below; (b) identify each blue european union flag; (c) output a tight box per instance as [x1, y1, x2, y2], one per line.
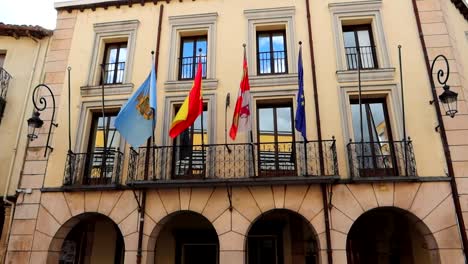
[115, 65, 157, 148]
[295, 46, 306, 140]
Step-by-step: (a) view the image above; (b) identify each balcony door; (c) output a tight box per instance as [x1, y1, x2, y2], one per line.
[172, 105, 208, 179]
[256, 102, 296, 177]
[85, 112, 121, 184]
[350, 98, 398, 176]
[343, 25, 378, 70]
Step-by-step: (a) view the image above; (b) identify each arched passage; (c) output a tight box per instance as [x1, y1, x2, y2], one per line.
[346, 207, 440, 264]
[246, 209, 319, 264]
[50, 213, 125, 264]
[154, 211, 219, 264]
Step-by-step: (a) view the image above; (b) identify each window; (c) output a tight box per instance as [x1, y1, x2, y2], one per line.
[179, 36, 207, 80]
[101, 42, 127, 85]
[172, 105, 208, 179]
[0, 53, 5, 68]
[84, 111, 122, 184]
[256, 102, 296, 177]
[256, 31, 288, 75]
[350, 98, 398, 176]
[343, 25, 377, 70]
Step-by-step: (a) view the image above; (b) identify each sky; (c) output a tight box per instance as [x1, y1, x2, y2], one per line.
[0, 0, 67, 30]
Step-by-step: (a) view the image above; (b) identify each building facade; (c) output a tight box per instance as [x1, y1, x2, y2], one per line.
[0, 24, 52, 261]
[3, 0, 468, 263]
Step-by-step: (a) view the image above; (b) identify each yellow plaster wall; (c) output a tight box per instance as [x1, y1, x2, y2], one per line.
[43, 0, 447, 187]
[0, 36, 50, 196]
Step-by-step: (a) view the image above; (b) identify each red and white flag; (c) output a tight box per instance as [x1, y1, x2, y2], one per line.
[229, 50, 251, 140]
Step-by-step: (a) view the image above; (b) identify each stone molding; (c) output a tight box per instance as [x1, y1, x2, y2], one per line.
[87, 20, 139, 86]
[167, 13, 218, 81]
[74, 99, 127, 152]
[336, 68, 395, 83]
[249, 73, 298, 87]
[80, 83, 134, 96]
[22, 182, 463, 263]
[244, 6, 297, 76]
[164, 78, 218, 91]
[329, 0, 391, 72]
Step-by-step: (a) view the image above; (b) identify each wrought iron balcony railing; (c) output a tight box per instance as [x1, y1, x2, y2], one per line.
[257, 50, 288, 75]
[0, 67, 12, 124]
[347, 140, 416, 179]
[127, 140, 338, 182]
[344, 46, 378, 70]
[178, 55, 207, 80]
[64, 149, 124, 186]
[101, 62, 125, 85]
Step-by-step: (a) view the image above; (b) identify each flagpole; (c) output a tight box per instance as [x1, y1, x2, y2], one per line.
[357, 42, 364, 174]
[398, 45, 408, 176]
[243, 43, 257, 178]
[198, 48, 206, 179]
[298, 42, 309, 176]
[99, 63, 108, 182]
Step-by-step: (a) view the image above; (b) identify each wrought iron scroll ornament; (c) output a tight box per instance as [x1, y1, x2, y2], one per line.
[29, 84, 58, 157]
[430, 54, 458, 118]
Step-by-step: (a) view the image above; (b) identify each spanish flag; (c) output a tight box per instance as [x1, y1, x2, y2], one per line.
[169, 57, 203, 138]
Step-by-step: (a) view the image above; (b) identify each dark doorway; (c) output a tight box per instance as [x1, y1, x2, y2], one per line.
[347, 207, 438, 264]
[155, 211, 219, 264]
[247, 209, 318, 264]
[58, 213, 124, 264]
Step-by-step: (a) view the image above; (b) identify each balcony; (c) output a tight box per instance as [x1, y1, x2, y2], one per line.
[0, 67, 12, 124]
[347, 140, 417, 180]
[63, 149, 124, 188]
[257, 50, 288, 75]
[101, 62, 125, 85]
[127, 140, 338, 187]
[344, 46, 378, 70]
[178, 55, 207, 80]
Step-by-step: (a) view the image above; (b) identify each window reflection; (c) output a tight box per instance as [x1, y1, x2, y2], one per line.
[257, 31, 287, 75]
[257, 103, 295, 176]
[173, 105, 208, 179]
[350, 99, 395, 173]
[179, 36, 207, 80]
[342, 25, 377, 70]
[102, 43, 127, 84]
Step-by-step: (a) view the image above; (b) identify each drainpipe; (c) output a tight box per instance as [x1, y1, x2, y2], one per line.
[2, 35, 50, 263]
[411, 0, 468, 260]
[304, 0, 333, 263]
[136, 4, 164, 264]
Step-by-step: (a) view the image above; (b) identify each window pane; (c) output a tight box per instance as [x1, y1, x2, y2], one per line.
[343, 31, 356, 47]
[258, 34, 271, 53]
[357, 30, 371, 47]
[182, 40, 194, 58]
[272, 34, 285, 52]
[276, 107, 293, 141]
[258, 108, 275, 143]
[196, 38, 207, 56]
[118, 46, 127, 63]
[106, 47, 118, 63]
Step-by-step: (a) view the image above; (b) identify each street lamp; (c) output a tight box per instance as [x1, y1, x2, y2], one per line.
[27, 111, 44, 141]
[431, 54, 458, 118]
[27, 84, 58, 157]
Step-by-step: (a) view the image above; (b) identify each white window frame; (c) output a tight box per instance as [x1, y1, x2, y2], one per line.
[83, 20, 139, 96]
[74, 99, 127, 153]
[244, 6, 298, 87]
[165, 13, 218, 91]
[329, 0, 395, 82]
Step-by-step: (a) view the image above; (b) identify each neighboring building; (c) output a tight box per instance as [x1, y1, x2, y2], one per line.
[0, 23, 52, 261]
[415, 0, 468, 255]
[3, 0, 468, 264]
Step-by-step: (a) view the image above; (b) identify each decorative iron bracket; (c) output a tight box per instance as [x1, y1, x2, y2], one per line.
[31, 84, 58, 157]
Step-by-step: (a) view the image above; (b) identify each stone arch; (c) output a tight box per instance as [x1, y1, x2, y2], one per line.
[346, 207, 440, 264]
[46, 212, 125, 263]
[330, 182, 463, 262]
[142, 186, 326, 263]
[244, 208, 325, 263]
[147, 210, 220, 264]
